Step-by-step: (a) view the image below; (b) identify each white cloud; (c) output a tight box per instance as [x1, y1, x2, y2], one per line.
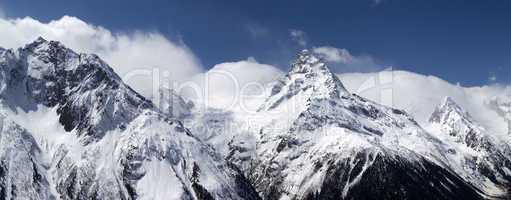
[313, 46, 354, 63]
[182, 58, 283, 111]
[339, 70, 511, 141]
[0, 15, 203, 99]
[289, 29, 307, 47]
[313, 46, 383, 73]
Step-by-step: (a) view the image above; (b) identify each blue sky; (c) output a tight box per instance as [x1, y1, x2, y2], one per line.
[2, 0, 511, 86]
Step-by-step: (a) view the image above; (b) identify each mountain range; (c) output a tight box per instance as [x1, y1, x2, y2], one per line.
[0, 38, 509, 199]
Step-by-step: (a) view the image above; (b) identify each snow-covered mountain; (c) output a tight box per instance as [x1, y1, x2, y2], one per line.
[1, 38, 510, 200]
[429, 97, 511, 197]
[224, 50, 488, 200]
[0, 37, 260, 200]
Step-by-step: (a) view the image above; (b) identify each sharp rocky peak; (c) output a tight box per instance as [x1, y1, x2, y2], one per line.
[259, 50, 349, 110]
[23, 36, 72, 59]
[289, 50, 328, 73]
[16, 37, 125, 91]
[429, 97, 473, 124]
[429, 97, 495, 151]
[22, 37, 114, 71]
[25, 36, 49, 48]
[289, 49, 348, 94]
[0, 37, 152, 142]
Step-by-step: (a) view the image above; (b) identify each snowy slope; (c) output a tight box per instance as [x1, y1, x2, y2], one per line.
[0, 37, 260, 200]
[0, 114, 55, 199]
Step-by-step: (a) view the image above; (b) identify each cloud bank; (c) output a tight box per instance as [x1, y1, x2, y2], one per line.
[0, 15, 203, 98]
[184, 58, 283, 111]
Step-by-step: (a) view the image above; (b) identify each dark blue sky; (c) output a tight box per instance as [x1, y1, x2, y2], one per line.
[3, 0, 511, 86]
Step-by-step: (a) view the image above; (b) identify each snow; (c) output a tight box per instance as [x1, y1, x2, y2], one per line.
[136, 160, 185, 200]
[3, 104, 82, 158]
[0, 114, 55, 199]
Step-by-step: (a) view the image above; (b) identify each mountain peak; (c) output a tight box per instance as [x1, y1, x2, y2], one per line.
[427, 97, 511, 192]
[428, 97, 494, 151]
[24, 36, 51, 50]
[289, 49, 330, 75]
[20, 37, 119, 76]
[158, 87, 194, 119]
[429, 97, 472, 124]
[34, 36, 48, 43]
[0, 39, 152, 142]
[440, 97, 466, 115]
[443, 96, 459, 108]
[259, 50, 348, 111]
